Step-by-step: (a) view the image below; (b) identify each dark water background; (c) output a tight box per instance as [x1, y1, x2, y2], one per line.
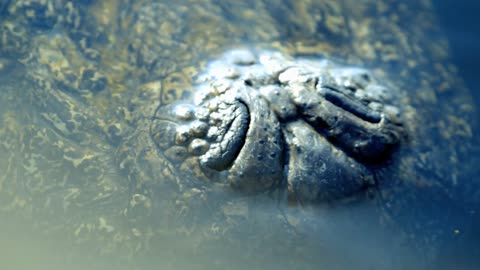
[435, 1, 480, 269]
[436, 1, 480, 121]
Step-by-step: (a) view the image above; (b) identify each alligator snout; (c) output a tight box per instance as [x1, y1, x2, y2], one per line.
[151, 49, 406, 202]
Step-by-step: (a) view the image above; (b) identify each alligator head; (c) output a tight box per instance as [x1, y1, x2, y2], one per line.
[150, 49, 405, 203]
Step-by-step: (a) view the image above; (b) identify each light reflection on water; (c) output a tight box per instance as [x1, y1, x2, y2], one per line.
[0, 1, 479, 270]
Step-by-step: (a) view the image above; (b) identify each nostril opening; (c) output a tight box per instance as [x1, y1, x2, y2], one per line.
[323, 90, 382, 123]
[244, 79, 253, 86]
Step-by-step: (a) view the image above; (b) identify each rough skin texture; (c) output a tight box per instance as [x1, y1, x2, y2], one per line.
[151, 49, 406, 202]
[0, 0, 478, 269]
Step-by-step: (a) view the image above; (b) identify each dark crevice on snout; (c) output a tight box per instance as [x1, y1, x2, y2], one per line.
[322, 86, 382, 124]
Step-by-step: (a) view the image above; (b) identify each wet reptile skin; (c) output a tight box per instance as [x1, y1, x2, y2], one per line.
[151, 49, 405, 202]
[0, 0, 477, 269]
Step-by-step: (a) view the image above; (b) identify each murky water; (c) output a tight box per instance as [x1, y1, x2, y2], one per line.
[0, 1, 478, 270]
[432, 2, 480, 269]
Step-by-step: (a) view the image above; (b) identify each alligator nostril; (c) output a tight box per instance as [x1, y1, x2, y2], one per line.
[322, 87, 382, 124]
[153, 49, 406, 201]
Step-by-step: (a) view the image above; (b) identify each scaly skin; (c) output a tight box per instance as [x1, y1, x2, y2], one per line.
[151, 49, 406, 202]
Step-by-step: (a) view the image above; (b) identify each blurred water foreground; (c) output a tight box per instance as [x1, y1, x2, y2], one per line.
[0, 1, 479, 270]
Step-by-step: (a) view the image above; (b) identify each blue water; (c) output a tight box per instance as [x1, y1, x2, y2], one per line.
[436, 1, 480, 118]
[435, 2, 480, 268]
